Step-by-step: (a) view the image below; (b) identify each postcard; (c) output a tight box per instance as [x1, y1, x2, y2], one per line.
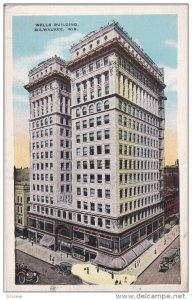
[3, 3, 188, 295]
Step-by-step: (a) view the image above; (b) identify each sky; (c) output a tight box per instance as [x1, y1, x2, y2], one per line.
[13, 14, 178, 168]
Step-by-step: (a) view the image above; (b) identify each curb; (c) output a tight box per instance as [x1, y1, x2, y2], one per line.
[132, 234, 180, 282]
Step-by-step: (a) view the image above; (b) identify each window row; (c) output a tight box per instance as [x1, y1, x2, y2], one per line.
[76, 100, 110, 117]
[77, 187, 110, 199]
[119, 205, 162, 225]
[76, 114, 110, 129]
[119, 172, 159, 184]
[76, 56, 108, 77]
[118, 129, 159, 148]
[32, 139, 53, 150]
[119, 144, 159, 158]
[118, 100, 159, 127]
[76, 159, 110, 170]
[119, 184, 159, 199]
[119, 159, 159, 170]
[32, 194, 53, 204]
[32, 116, 53, 129]
[118, 114, 159, 137]
[76, 173, 110, 184]
[76, 129, 110, 143]
[77, 200, 111, 214]
[119, 194, 160, 213]
[31, 83, 53, 97]
[32, 151, 54, 160]
[33, 184, 54, 193]
[32, 173, 53, 181]
[117, 56, 161, 94]
[76, 144, 110, 156]
[32, 162, 53, 170]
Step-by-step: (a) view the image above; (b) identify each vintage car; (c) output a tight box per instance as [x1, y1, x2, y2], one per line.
[16, 263, 40, 284]
[159, 248, 179, 271]
[54, 262, 72, 276]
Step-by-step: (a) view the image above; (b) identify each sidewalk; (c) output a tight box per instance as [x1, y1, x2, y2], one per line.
[72, 225, 180, 285]
[16, 225, 180, 285]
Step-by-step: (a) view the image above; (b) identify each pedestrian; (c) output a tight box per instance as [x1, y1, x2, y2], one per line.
[31, 238, 34, 246]
[164, 239, 166, 245]
[115, 280, 118, 285]
[154, 248, 157, 255]
[50, 254, 52, 261]
[97, 267, 99, 273]
[105, 267, 107, 272]
[119, 280, 122, 285]
[135, 262, 137, 268]
[124, 277, 127, 283]
[111, 272, 114, 279]
[52, 257, 55, 265]
[61, 253, 62, 260]
[87, 267, 89, 275]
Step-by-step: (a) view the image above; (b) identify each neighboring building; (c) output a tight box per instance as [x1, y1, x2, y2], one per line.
[24, 21, 167, 269]
[67, 21, 166, 268]
[14, 167, 30, 238]
[24, 56, 72, 250]
[164, 161, 179, 224]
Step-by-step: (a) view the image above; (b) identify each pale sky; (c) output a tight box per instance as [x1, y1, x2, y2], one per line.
[13, 14, 178, 167]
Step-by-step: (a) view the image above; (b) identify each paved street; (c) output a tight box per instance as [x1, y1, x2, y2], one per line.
[16, 250, 83, 285]
[134, 236, 180, 285]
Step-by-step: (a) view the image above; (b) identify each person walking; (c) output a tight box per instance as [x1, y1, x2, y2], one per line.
[87, 267, 89, 275]
[50, 254, 52, 261]
[52, 257, 55, 265]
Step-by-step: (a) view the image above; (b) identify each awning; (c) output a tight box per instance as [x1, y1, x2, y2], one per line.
[40, 234, 55, 247]
[122, 250, 137, 265]
[140, 239, 153, 251]
[93, 252, 127, 270]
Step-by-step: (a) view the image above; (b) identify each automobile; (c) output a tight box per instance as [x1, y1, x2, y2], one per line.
[54, 262, 72, 276]
[16, 263, 40, 284]
[159, 248, 179, 272]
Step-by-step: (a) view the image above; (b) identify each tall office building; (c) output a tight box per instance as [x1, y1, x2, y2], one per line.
[25, 56, 72, 250]
[67, 21, 166, 268]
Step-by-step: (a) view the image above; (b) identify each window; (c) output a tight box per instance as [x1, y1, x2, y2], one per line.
[104, 145, 110, 154]
[105, 174, 110, 183]
[89, 63, 93, 72]
[76, 108, 80, 117]
[89, 118, 94, 127]
[83, 147, 87, 156]
[90, 189, 95, 197]
[83, 134, 87, 142]
[105, 130, 110, 139]
[76, 135, 80, 143]
[77, 161, 81, 169]
[98, 189, 102, 198]
[97, 117, 102, 126]
[97, 131, 102, 140]
[105, 205, 110, 214]
[104, 100, 109, 110]
[97, 145, 102, 154]
[83, 120, 87, 129]
[76, 70, 80, 78]
[90, 160, 94, 169]
[90, 146, 94, 155]
[76, 148, 81, 156]
[89, 105, 94, 114]
[89, 132, 94, 141]
[96, 60, 100, 69]
[105, 190, 110, 199]
[77, 188, 81, 195]
[83, 161, 87, 169]
[82, 107, 87, 116]
[105, 160, 110, 169]
[104, 56, 108, 65]
[82, 67, 86, 75]
[96, 102, 102, 112]
[104, 115, 109, 124]
[97, 160, 102, 169]
[90, 174, 95, 183]
[97, 174, 102, 183]
[76, 122, 80, 130]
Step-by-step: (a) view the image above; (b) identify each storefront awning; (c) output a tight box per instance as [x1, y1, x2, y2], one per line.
[122, 250, 137, 264]
[40, 234, 55, 247]
[93, 252, 127, 270]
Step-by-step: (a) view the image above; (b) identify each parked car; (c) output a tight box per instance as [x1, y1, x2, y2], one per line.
[54, 262, 72, 276]
[16, 263, 40, 284]
[159, 248, 179, 271]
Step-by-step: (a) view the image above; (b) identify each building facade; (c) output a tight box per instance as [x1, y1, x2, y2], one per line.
[164, 161, 179, 224]
[25, 22, 166, 269]
[25, 56, 72, 250]
[67, 21, 166, 268]
[14, 167, 30, 238]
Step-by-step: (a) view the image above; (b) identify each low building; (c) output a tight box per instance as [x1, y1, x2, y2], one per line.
[14, 167, 30, 238]
[164, 161, 179, 225]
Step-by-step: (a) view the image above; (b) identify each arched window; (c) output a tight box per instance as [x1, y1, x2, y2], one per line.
[104, 100, 109, 110]
[45, 118, 48, 125]
[89, 104, 94, 114]
[40, 119, 43, 126]
[96, 102, 102, 112]
[76, 108, 80, 117]
[82, 106, 87, 116]
[49, 117, 53, 124]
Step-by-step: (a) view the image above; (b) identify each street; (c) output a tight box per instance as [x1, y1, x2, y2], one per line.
[16, 250, 83, 285]
[134, 236, 180, 285]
